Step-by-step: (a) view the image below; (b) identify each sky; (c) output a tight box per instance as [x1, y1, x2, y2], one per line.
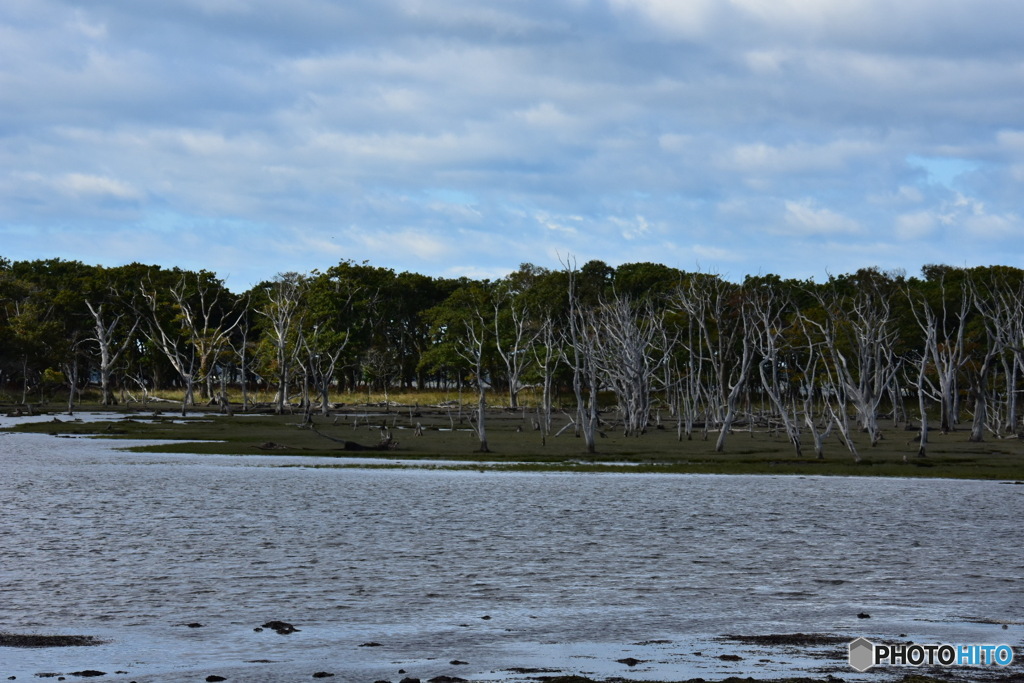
[2, 0, 1023, 292]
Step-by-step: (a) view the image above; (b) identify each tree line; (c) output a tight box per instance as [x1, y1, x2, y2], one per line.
[2, 256, 1022, 459]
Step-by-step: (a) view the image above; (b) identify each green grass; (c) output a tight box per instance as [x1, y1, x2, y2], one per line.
[5, 400, 1024, 480]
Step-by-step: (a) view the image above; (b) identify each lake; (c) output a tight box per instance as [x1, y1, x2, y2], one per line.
[0, 417, 1021, 682]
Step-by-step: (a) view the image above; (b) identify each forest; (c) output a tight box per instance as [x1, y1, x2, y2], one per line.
[2, 256, 1023, 461]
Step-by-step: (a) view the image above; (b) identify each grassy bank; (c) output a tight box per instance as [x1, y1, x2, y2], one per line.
[4, 399, 1024, 480]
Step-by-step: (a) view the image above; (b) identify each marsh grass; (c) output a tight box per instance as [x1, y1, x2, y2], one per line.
[6, 399, 1024, 480]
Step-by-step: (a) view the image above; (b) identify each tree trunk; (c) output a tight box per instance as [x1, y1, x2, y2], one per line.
[476, 380, 489, 453]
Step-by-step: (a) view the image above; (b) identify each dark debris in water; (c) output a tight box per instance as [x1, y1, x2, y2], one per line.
[720, 633, 850, 646]
[261, 620, 300, 634]
[0, 633, 106, 648]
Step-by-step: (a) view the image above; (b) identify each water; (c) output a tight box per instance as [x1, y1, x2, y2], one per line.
[1, 421, 1021, 682]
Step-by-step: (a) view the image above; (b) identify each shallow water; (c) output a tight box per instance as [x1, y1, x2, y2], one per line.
[0, 422, 1021, 682]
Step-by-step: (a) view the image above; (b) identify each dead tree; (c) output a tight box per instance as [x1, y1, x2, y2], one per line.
[750, 283, 803, 456]
[1002, 282, 1024, 434]
[530, 314, 562, 439]
[904, 345, 934, 458]
[492, 283, 539, 409]
[458, 306, 491, 453]
[673, 310, 707, 441]
[673, 274, 755, 452]
[968, 277, 1011, 442]
[564, 260, 599, 453]
[169, 276, 244, 404]
[85, 300, 138, 406]
[815, 277, 899, 447]
[259, 274, 305, 415]
[593, 294, 662, 437]
[138, 284, 198, 416]
[794, 310, 831, 459]
[906, 278, 969, 434]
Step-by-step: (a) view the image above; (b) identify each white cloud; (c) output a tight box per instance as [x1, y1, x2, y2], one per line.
[347, 226, 452, 262]
[693, 244, 739, 261]
[996, 129, 1024, 154]
[723, 139, 881, 175]
[611, 215, 651, 241]
[517, 102, 574, 129]
[57, 173, 142, 200]
[743, 50, 788, 75]
[783, 200, 861, 236]
[535, 211, 580, 236]
[894, 211, 937, 240]
[965, 211, 1021, 238]
[657, 133, 692, 153]
[2, 0, 1024, 286]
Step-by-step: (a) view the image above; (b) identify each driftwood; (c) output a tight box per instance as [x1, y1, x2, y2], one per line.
[310, 423, 399, 451]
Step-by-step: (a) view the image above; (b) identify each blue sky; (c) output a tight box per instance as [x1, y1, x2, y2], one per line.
[2, 0, 1023, 291]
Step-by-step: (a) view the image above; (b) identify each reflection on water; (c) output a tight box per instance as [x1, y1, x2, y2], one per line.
[0, 424, 1021, 682]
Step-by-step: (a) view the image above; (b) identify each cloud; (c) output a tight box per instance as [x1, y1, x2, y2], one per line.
[611, 215, 651, 241]
[535, 212, 580, 236]
[894, 211, 937, 240]
[692, 244, 739, 261]
[57, 173, 142, 200]
[346, 226, 452, 262]
[607, 0, 721, 40]
[723, 139, 881, 176]
[783, 200, 861, 236]
[1, 0, 1023, 288]
[964, 211, 1021, 238]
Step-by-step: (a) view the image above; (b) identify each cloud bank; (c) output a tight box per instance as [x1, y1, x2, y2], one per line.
[1, 0, 1023, 289]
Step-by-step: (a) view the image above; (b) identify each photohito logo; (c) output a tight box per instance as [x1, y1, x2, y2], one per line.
[849, 637, 1015, 672]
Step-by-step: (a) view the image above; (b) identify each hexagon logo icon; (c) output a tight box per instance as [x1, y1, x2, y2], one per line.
[849, 637, 875, 672]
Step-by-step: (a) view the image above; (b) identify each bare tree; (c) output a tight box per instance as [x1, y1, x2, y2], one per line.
[904, 340, 935, 458]
[793, 310, 832, 458]
[530, 313, 562, 438]
[85, 300, 138, 406]
[170, 277, 244, 406]
[672, 307, 707, 441]
[673, 274, 755, 452]
[453, 291, 493, 453]
[259, 273, 305, 415]
[492, 284, 539, 409]
[749, 283, 803, 456]
[139, 274, 242, 416]
[906, 278, 969, 434]
[593, 293, 662, 437]
[138, 284, 199, 417]
[61, 336, 88, 415]
[227, 301, 253, 411]
[967, 277, 1012, 442]
[815, 276, 899, 447]
[564, 261, 600, 453]
[1002, 282, 1024, 435]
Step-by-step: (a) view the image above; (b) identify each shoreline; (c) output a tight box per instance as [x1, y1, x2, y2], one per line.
[4, 404, 1024, 481]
